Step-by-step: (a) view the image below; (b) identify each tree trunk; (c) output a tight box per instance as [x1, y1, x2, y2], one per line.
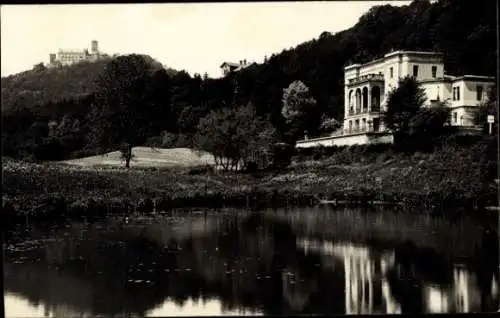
[124, 145, 132, 168]
[221, 157, 229, 171]
[230, 158, 238, 171]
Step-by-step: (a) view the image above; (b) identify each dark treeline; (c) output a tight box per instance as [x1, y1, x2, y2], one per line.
[1, 0, 497, 162]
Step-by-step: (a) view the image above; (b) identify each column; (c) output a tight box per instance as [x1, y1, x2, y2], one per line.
[368, 85, 372, 113]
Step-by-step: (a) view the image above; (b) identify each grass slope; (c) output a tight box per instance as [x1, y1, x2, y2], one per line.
[60, 147, 215, 168]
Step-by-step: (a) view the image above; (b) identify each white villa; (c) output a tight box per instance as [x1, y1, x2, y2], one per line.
[296, 50, 495, 148]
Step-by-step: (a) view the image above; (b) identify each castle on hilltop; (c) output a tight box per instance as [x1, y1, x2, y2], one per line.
[47, 40, 110, 68]
[297, 50, 495, 148]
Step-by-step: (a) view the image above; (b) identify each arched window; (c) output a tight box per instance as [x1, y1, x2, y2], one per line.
[348, 90, 354, 110]
[355, 89, 362, 113]
[362, 87, 368, 111]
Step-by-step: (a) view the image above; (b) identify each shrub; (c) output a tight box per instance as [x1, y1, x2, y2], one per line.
[145, 135, 163, 148]
[312, 146, 325, 160]
[245, 161, 259, 173]
[161, 132, 178, 148]
[271, 143, 295, 170]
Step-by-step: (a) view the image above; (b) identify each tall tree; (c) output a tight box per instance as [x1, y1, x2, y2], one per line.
[383, 76, 427, 146]
[148, 69, 172, 135]
[409, 102, 452, 151]
[281, 80, 319, 143]
[195, 103, 278, 171]
[167, 70, 195, 132]
[88, 54, 159, 168]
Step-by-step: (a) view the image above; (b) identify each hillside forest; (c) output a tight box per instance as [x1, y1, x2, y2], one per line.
[1, 0, 497, 165]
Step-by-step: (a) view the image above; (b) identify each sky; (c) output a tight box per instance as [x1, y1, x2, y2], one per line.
[1, 1, 411, 78]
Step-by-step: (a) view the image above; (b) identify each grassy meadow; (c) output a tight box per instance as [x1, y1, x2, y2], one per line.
[3, 138, 498, 228]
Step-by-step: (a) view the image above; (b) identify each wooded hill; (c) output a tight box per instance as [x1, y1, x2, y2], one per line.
[2, 0, 497, 161]
[1, 55, 174, 115]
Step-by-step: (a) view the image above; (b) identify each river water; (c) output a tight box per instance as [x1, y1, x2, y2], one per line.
[3, 205, 499, 317]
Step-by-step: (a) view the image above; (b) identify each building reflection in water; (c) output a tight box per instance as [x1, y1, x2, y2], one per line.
[298, 238, 495, 315]
[422, 266, 495, 313]
[299, 239, 401, 315]
[341, 245, 374, 314]
[423, 285, 450, 313]
[380, 255, 401, 315]
[452, 266, 479, 313]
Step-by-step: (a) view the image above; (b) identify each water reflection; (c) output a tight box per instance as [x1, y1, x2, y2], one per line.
[3, 207, 499, 316]
[4, 293, 259, 318]
[299, 237, 498, 314]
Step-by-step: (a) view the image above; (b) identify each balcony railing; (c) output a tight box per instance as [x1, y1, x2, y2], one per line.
[348, 73, 384, 85]
[347, 108, 381, 116]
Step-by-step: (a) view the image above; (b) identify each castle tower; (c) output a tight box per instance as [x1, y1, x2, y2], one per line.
[91, 40, 98, 54]
[49, 53, 57, 64]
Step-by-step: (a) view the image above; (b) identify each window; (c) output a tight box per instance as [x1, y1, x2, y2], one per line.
[453, 87, 461, 101]
[390, 67, 393, 78]
[432, 66, 437, 78]
[413, 65, 419, 77]
[477, 85, 483, 101]
[453, 112, 457, 123]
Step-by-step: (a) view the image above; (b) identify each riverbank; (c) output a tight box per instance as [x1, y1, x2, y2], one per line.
[2, 140, 498, 227]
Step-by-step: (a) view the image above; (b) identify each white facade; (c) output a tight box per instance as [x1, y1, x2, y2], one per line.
[48, 40, 104, 67]
[296, 50, 495, 148]
[296, 132, 393, 149]
[343, 51, 495, 134]
[57, 49, 90, 66]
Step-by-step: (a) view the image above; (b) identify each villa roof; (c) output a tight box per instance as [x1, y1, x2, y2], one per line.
[384, 50, 443, 58]
[234, 62, 257, 72]
[452, 75, 496, 82]
[220, 61, 240, 68]
[345, 50, 444, 70]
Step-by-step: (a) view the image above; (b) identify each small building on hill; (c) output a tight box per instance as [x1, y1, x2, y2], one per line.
[296, 50, 495, 148]
[220, 59, 255, 77]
